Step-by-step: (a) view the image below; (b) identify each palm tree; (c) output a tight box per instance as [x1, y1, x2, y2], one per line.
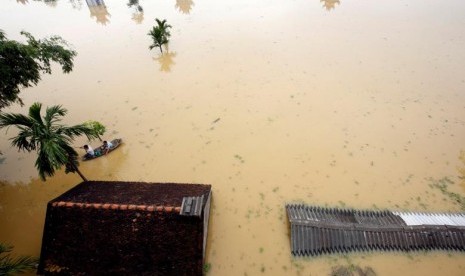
[0, 243, 37, 275]
[0, 102, 99, 181]
[148, 18, 172, 53]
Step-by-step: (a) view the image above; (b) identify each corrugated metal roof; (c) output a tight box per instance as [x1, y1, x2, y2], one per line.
[287, 204, 465, 256]
[180, 195, 204, 216]
[393, 211, 465, 226]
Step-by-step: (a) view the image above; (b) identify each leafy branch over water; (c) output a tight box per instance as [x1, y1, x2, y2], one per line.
[0, 30, 76, 109]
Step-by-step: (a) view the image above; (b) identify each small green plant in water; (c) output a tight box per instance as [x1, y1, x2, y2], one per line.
[234, 154, 245, 163]
[148, 19, 172, 53]
[330, 265, 376, 276]
[203, 262, 211, 274]
[430, 177, 465, 210]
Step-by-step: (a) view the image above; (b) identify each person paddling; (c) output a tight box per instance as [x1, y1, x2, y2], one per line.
[81, 145, 95, 159]
[103, 140, 113, 155]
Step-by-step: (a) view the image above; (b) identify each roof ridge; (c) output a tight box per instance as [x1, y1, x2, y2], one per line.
[52, 201, 181, 213]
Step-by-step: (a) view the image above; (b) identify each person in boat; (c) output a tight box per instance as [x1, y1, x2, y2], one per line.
[102, 140, 113, 155]
[82, 145, 95, 159]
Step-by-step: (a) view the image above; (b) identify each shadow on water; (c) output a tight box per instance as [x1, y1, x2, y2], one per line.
[0, 173, 77, 256]
[175, 0, 194, 14]
[320, 0, 340, 11]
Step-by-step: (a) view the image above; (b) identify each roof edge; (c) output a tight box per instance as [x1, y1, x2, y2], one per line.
[51, 201, 181, 213]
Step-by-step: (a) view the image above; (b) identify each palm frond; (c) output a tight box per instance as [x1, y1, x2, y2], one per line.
[43, 139, 69, 166]
[157, 19, 171, 28]
[0, 244, 13, 254]
[148, 23, 170, 52]
[28, 102, 45, 128]
[58, 124, 98, 141]
[0, 113, 33, 129]
[61, 143, 79, 160]
[44, 105, 67, 128]
[0, 243, 37, 275]
[36, 141, 67, 181]
[0, 254, 37, 275]
[10, 127, 36, 152]
[155, 18, 164, 27]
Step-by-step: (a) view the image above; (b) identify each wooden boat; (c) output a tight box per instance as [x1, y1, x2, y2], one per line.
[82, 138, 123, 161]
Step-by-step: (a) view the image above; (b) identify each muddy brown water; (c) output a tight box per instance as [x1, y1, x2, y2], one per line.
[1, 0, 465, 275]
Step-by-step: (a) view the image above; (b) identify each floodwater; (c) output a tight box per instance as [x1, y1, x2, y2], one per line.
[1, 0, 465, 275]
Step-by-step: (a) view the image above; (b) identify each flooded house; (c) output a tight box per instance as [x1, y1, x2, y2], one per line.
[37, 181, 212, 275]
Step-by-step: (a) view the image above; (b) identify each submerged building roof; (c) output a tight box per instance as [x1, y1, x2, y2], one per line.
[52, 181, 210, 206]
[38, 181, 212, 275]
[287, 204, 465, 257]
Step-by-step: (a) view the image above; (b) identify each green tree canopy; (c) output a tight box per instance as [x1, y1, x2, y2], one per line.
[84, 120, 106, 141]
[148, 19, 172, 53]
[0, 30, 77, 109]
[0, 102, 98, 181]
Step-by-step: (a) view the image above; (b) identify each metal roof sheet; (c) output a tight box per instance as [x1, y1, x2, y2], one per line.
[287, 204, 465, 256]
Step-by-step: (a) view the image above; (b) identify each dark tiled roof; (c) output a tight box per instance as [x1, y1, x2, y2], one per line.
[38, 181, 212, 275]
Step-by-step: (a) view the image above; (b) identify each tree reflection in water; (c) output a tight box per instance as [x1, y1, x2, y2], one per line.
[153, 50, 176, 72]
[320, 0, 340, 11]
[175, 0, 194, 14]
[86, 0, 111, 25]
[132, 12, 144, 24]
[69, 0, 82, 10]
[128, 0, 144, 24]
[42, 0, 58, 8]
[19, 0, 83, 9]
